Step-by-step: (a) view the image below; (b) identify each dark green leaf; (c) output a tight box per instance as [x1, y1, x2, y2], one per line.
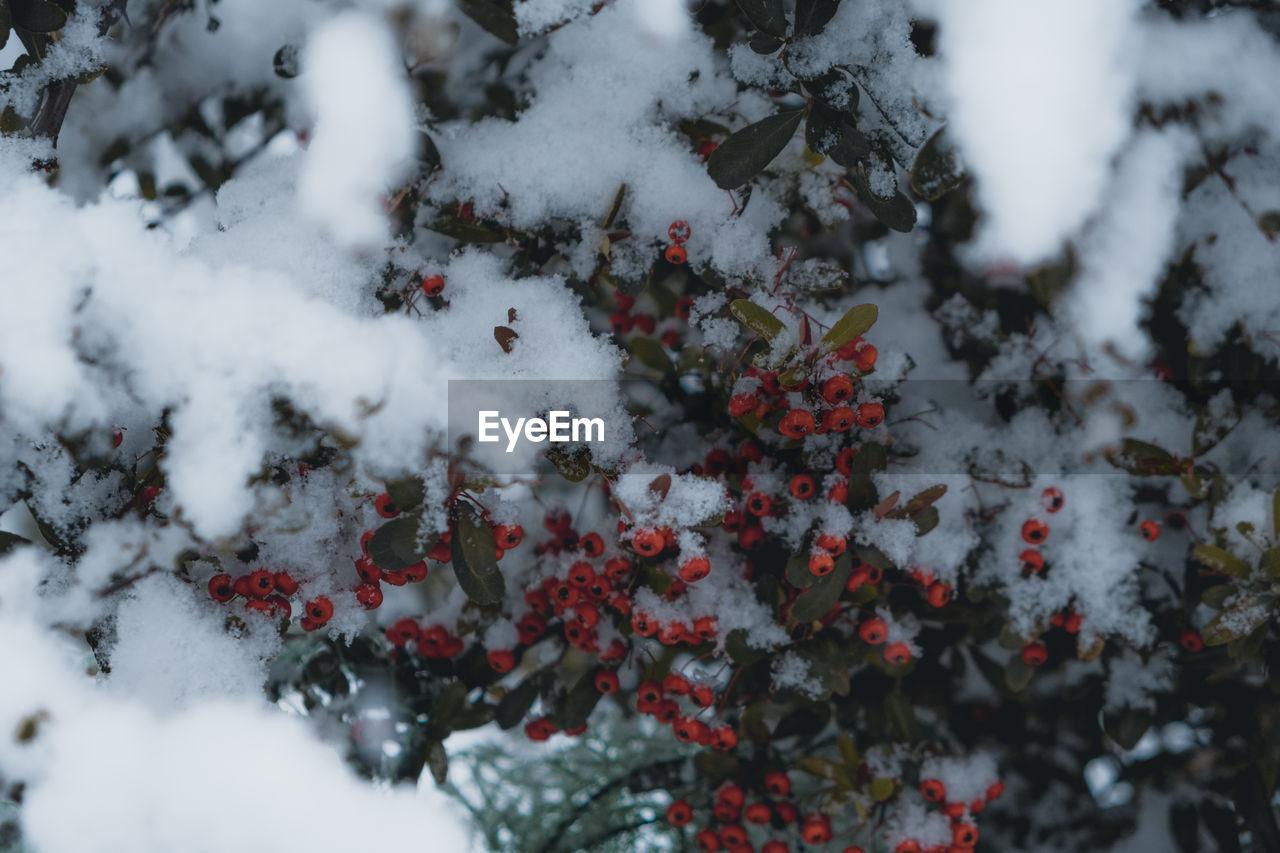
[821, 303, 878, 353]
[1193, 544, 1251, 579]
[729, 298, 785, 340]
[852, 164, 916, 233]
[846, 442, 888, 510]
[909, 127, 965, 201]
[912, 506, 940, 536]
[883, 692, 917, 742]
[785, 549, 818, 590]
[12, 0, 67, 33]
[451, 506, 506, 606]
[1201, 595, 1270, 646]
[1104, 709, 1153, 751]
[426, 739, 449, 785]
[791, 552, 852, 623]
[0, 5, 11, 51]
[417, 132, 442, 169]
[795, 0, 841, 37]
[1004, 656, 1034, 692]
[556, 673, 603, 730]
[748, 31, 784, 54]
[457, 0, 518, 44]
[734, 0, 786, 37]
[0, 531, 30, 557]
[805, 102, 868, 167]
[1263, 548, 1280, 581]
[496, 672, 546, 729]
[547, 445, 592, 482]
[368, 513, 430, 571]
[385, 478, 425, 512]
[725, 629, 766, 665]
[630, 335, 674, 374]
[801, 70, 858, 113]
[707, 109, 806, 189]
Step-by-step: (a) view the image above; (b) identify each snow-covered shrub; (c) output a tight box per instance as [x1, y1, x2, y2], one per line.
[3, 1, 1280, 851]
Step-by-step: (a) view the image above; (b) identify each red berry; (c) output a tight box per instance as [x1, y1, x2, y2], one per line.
[679, 556, 710, 582]
[374, 493, 399, 518]
[920, 778, 946, 802]
[1064, 611, 1082, 633]
[632, 528, 664, 557]
[859, 617, 887, 645]
[711, 725, 737, 750]
[1019, 549, 1044, 573]
[208, 574, 235, 603]
[245, 569, 274, 598]
[1021, 642, 1048, 666]
[894, 841, 921, 853]
[666, 800, 693, 827]
[737, 525, 765, 551]
[851, 341, 878, 372]
[633, 313, 656, 334]
[354, 582, 383, 610]
[717, 784, 745, 808]
[884, 641, 912, 665]
[815, 533, 845, 555]
[355, 556, 381, 583]
[610, 311, 633, 334]
[668, 220, 691, 243]
[665, 244, 687, 264]
[1041, 486, 1064, 513]
[761, 841, 788, 853]
[524, 718, 553, 741]
[719, 825, 748, 847]
[925, 581, 951, 608]
[809, 551, 835, 576]
[729, 392, 758, 417]
[822, 374, 855, 404]
[953, 822, 978, 848]
[574, 603, 600, 629]
[386, 618, 420, 647]
[595, 669, 620, 694]
[421, 274, 445, 297]
[855, 401, 884, 428]
[691, 683, 716, 707]
[1021, 518, 1049, 544]
[746, 491, 772, 517]
[1140, 520, 1160, 541]
[304, 596, 334, 625]
[801, 815, 832, 845]
[789, 474, 816, 499]
[836, 446, 859, 476]
[764, 771, 791, 797]
[580, 531, 604, 557]
[487, 649, 516, 673]
[823, 406, 856, 432]
[779, 409, 816, 439]
[494, 523, 524, 549]
[985, 780, 1005, 801]
[1180, 629, 1204, 653]
[695, 828, 721, 852]
[273, 570, 299, 596]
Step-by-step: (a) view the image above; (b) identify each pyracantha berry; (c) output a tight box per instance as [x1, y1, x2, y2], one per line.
[244, 599, 274, 616]
[852, 341, 878, 372]
[779, 409, 816, 439]
[790, 473, 816, 499]
[248, 569, 275, 598]
[1042, 486, 1064, 513]
[595, 669, 621, 694]
[632, 528, 664, 557]
[729, 393, 758, 417]
[355, 556, 381, 583]
[1139, 520, 1160, 541]
[580, 531, 604, 557]
[633, 313, 656, 334]
[494, 524, 524, 549]
[953, 823, 978, 847]
[920, 778, 946, 802]
[855, 401, 884, 428]
[836, 446, 859, 476]
[764, 771, 791, 797]
[354, 582, 383, 609]
[568, 561, 595, 587]
[717, 784, 745, 808]
[610, 312, 633, 334]
[746, 492, 772, 516]
[1019, 549, 1044, 573]
[738, 525, 765, 551]
[208, 574, 235, 603]
[421, 274, 446, 297]
[1063, 611, 1082, 633]
[274, 570, 299, 596]
[374, 493, 399, 518]
[487, 649, 516, 673]
[1180, 629, 1204, 653]
[822, 374, 855, 405]
[381, 569, 408, 586]
[574, 603, 600, 629]
[711, 725, 738, 750]
[386, 618, 420, 647]
[823, 406, 856, 432]
[303, 596, 334, 627]
[809, 551, 835, 576]
[815, 533, 846, 555]
[800, 815, 832, 845]
[695, 828, 721, 852]
[691, 683, 716, 707]
[1021, 642, 1048, 666]
[665, 244, 687, 264]
[925, 581, 952, 608]
[761, 840, 788, 853]
[524, 718, 554, 741]
[884, 642, 912, 665]
[986, 780, 1005, 801]
[668, 220, 691, 243]
[403, 561, 428, 582]
[663, 672, 691, 696]
[1021, 518, 1049, 544]
[666, 800, 693, 827]
[893, 841, 921, 853]
[679, 556, 711, 582]
[859, 617, 888, 645]
[719, 825, 748, 847]
[746, 803, 773, 825]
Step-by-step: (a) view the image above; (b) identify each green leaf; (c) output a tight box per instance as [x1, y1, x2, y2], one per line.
[796, 755, 842, 780]
[785, 549, 818, 589]
[729, 298, 785, 341]
[725, 629, 766, 665]
[629, 335, 674, 375]
[0, 5, 10, 51]
[0, 531, 30, 557]
[547, 445, 592, 482]
[1193, 544, 1251, 579]
[801, 69, 858, 113]
[496, 672, 546, 729]
[794, 0, 841, 37]
[837, 733, 859, 766]
[869, 777, 896, 802]
[1263, 548, 1280, 581]
[883, 692, 917, 742]
[885, 484, 947, 519]
[426, 739, 449, 785]
[909, 128, 965, 201]
[1201, 595, 1271, 646]
[707, 109, 806, 189]
[457, 0, 518, 44]
[846, 442, 888, 510]
[1104, 709, 1153, 751]
[1004, 656, 1034, 692]
[912, 506, 940, 536]
[820, 303, 878, 353]
[368, 513, 430, 571]
[556, 672, 603, 730]
[805, 102, 868, 167]
[1109, 438, 1188, 477]
[791, 552, 852, 623]
[451, 507, 506, 606]
[852, 164, 916, 233]
[11, 0, 67, 33]
[734, 0, 786, 37]
[384, 477, 425, 512]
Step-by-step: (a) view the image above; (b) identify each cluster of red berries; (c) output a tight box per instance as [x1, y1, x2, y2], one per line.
[633, 672, 736, 749]
[728, 337, 879, 441]
[608, 291, 659, 337]
[665, 219, 690, 265]
[206, 567, 335, 631]
[668, 776, 839, 852]
[898, 777, 1002, 853]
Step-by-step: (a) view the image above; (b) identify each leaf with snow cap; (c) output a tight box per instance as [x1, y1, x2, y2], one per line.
[852, 162, 916, 233]
[1201, 595, 1271, 646]
[729, 298, 785, 341]
[910, 128, 965, 201]
[1193, 544, 1251, 580]
[707, 108, 806, 189]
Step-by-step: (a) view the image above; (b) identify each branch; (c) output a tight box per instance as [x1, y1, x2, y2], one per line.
[30, 0, 130, 148]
